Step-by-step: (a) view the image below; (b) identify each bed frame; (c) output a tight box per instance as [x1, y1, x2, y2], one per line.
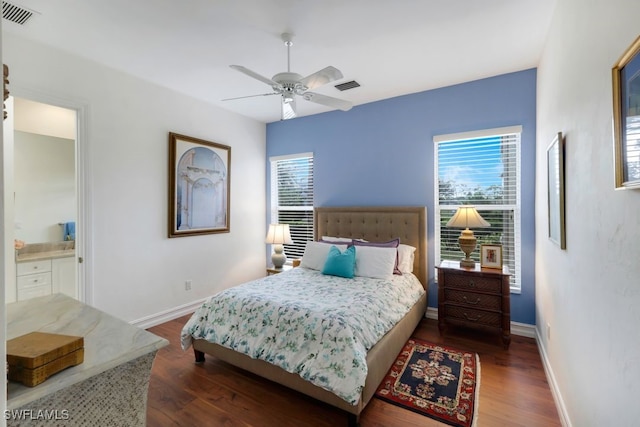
[192, 206, 428, 426]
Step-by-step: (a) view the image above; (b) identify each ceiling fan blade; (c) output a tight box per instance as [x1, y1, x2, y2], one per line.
[281, 95, 296, 120]
[303, 92, 352, 111]
[221, 92, 279, 101]
[299, 66, 344, 90]
[230, 65, 280, 88]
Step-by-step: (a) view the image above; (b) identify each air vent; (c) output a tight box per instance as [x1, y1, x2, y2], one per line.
[335, 80, 360, 91]
[2, 1, 36, 25]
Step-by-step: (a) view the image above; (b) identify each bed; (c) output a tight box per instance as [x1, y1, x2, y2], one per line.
[181, 206, 428, 426]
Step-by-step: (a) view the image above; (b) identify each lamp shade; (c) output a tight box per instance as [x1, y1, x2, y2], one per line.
[265, 224, 294, 245]
[446, 205, 490, 229]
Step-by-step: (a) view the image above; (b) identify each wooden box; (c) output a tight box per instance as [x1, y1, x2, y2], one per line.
[6, 332, 84, 387]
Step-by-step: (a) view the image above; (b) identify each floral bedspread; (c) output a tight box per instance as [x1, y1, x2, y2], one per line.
[180, 267, 425, 404]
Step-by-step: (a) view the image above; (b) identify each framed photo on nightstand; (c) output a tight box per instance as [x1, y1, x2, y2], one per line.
[480, 244, 502, 269]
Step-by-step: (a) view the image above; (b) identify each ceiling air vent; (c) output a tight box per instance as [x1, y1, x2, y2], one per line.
[335, 80, 360, 91]
[2, 1, 36, 25]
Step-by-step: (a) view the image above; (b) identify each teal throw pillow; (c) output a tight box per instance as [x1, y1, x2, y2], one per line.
[321, 245, 356, 278]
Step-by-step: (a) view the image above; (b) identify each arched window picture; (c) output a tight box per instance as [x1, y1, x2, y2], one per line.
[169, 133, 231, 237]
[613, 35, 640, 189]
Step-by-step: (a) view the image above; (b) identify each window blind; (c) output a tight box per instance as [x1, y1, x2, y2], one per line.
[435, 129, 522, 291]
[270, 153, 314, 259]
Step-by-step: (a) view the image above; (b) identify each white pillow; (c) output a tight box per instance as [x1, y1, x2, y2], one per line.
[397, 244, 416, 274]
[354, 246, 397, 279]
[301, 241, 348, 271]
[321, 236, 353, 243]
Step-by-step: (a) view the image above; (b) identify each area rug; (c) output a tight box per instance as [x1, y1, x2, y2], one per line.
[375, 338, 480, 427]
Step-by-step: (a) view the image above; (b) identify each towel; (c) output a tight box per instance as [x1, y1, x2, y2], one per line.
[63, 221, 75, 241]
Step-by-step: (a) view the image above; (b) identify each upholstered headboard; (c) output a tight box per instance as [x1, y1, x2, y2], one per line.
[314, 206, 427, 289]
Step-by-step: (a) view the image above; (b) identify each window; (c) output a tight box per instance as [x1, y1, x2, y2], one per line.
[270, 153, 314, 260]
[434, 126, 522, 292]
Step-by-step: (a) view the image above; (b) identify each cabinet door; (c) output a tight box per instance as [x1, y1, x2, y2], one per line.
[52, 257, 77, 298]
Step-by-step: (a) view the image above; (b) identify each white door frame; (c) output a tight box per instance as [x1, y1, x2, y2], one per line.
[9, 86, 92, 305]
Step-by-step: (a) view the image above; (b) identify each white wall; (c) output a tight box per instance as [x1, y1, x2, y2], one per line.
[536, 0, 640, 425]
[2, 32, 267, 323]
[14, 131, 75, 243]
[1, 19, 8, 422]
[14, 97, 76, 140]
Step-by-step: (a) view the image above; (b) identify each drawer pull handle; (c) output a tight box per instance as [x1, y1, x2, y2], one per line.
[463, 312, 481, 322]
[463, 296, 481, 305]
[468, 281, 475, 287]
[33, 266, 38, 270]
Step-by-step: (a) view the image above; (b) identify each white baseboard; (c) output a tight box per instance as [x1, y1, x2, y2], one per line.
[535, 329, 572, 427]
[130, 298, 207, 329]
[425, 306, 535, 338]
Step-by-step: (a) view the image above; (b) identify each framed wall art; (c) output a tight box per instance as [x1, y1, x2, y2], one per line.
[612, 35, 640, 189]
[480, 244, 502, 269]
[547, 132, 566, 249]
[168, 132, 231, 238]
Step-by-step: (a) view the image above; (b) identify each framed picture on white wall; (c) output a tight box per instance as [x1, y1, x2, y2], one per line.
[168, 132, 231, 237]
[547, 132, 566, 249]
[612, 35, 640, 190]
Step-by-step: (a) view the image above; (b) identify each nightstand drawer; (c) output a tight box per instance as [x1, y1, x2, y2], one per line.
[444, 305, 501, 328]
[444, 272, 502, 293]
[444, 289, 501, 310]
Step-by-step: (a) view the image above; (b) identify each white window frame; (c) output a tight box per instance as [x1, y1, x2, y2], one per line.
[434, 126, 522, 293]
[269, 152, 314, 262]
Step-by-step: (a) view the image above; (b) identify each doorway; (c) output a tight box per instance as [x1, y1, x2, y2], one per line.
[5, 95, 87, 303]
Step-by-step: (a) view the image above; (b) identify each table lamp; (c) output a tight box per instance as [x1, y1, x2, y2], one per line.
[446, 205, 490, 268]
[265, 224, 294, 268]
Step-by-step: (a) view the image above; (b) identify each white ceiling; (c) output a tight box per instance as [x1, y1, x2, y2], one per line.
[3, 0, 557, 123]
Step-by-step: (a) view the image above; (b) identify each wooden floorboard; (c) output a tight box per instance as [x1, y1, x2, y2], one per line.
[146, 315, 561, 426]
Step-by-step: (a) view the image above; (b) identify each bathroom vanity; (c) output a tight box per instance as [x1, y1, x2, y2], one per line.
[15, 242, 76, 301]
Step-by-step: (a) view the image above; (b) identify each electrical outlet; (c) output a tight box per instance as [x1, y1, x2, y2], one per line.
[185, 280, 192, 291]
[546, 323, 551, 340]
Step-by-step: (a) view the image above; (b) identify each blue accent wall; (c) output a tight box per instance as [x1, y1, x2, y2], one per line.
[266, 69, 537, 324]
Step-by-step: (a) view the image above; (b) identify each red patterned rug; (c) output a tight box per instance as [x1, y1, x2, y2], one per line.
[375, 338, 480, 427]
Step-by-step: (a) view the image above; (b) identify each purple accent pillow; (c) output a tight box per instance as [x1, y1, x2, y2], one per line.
[320, 239, 354, 245]
[353, 238, 401, 274]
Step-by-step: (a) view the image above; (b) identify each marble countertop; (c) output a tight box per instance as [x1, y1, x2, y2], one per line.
[16, 249, 76, 262]
[15, 242, 76, 263]
[6, 294, 169, 409]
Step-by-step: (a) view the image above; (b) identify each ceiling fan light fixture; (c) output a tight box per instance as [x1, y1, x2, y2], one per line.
[281, 96, 296, 120]
[283, 93, 295, 104]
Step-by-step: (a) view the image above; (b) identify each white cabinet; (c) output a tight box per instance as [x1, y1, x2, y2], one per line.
[16, 259, 52, 301]
[16, 256, 77, 301]
[52, 256, 77, 298]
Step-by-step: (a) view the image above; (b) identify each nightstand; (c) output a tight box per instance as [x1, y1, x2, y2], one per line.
[436, 260, 511, 349]
[266, 265, 293, 276]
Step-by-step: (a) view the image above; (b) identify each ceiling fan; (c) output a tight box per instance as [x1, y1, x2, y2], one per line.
[224, 33, 353, 120]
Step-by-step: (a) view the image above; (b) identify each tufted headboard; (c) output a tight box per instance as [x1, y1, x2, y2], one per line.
[314, 206, 427, 289]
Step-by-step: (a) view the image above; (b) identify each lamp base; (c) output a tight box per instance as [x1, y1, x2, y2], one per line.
[271, 244, 287, 268]
[458, 229, 477, 269]
[459, 258, 476, 268]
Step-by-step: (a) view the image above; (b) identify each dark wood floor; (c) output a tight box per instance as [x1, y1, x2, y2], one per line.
[146, 315, 561, 427]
